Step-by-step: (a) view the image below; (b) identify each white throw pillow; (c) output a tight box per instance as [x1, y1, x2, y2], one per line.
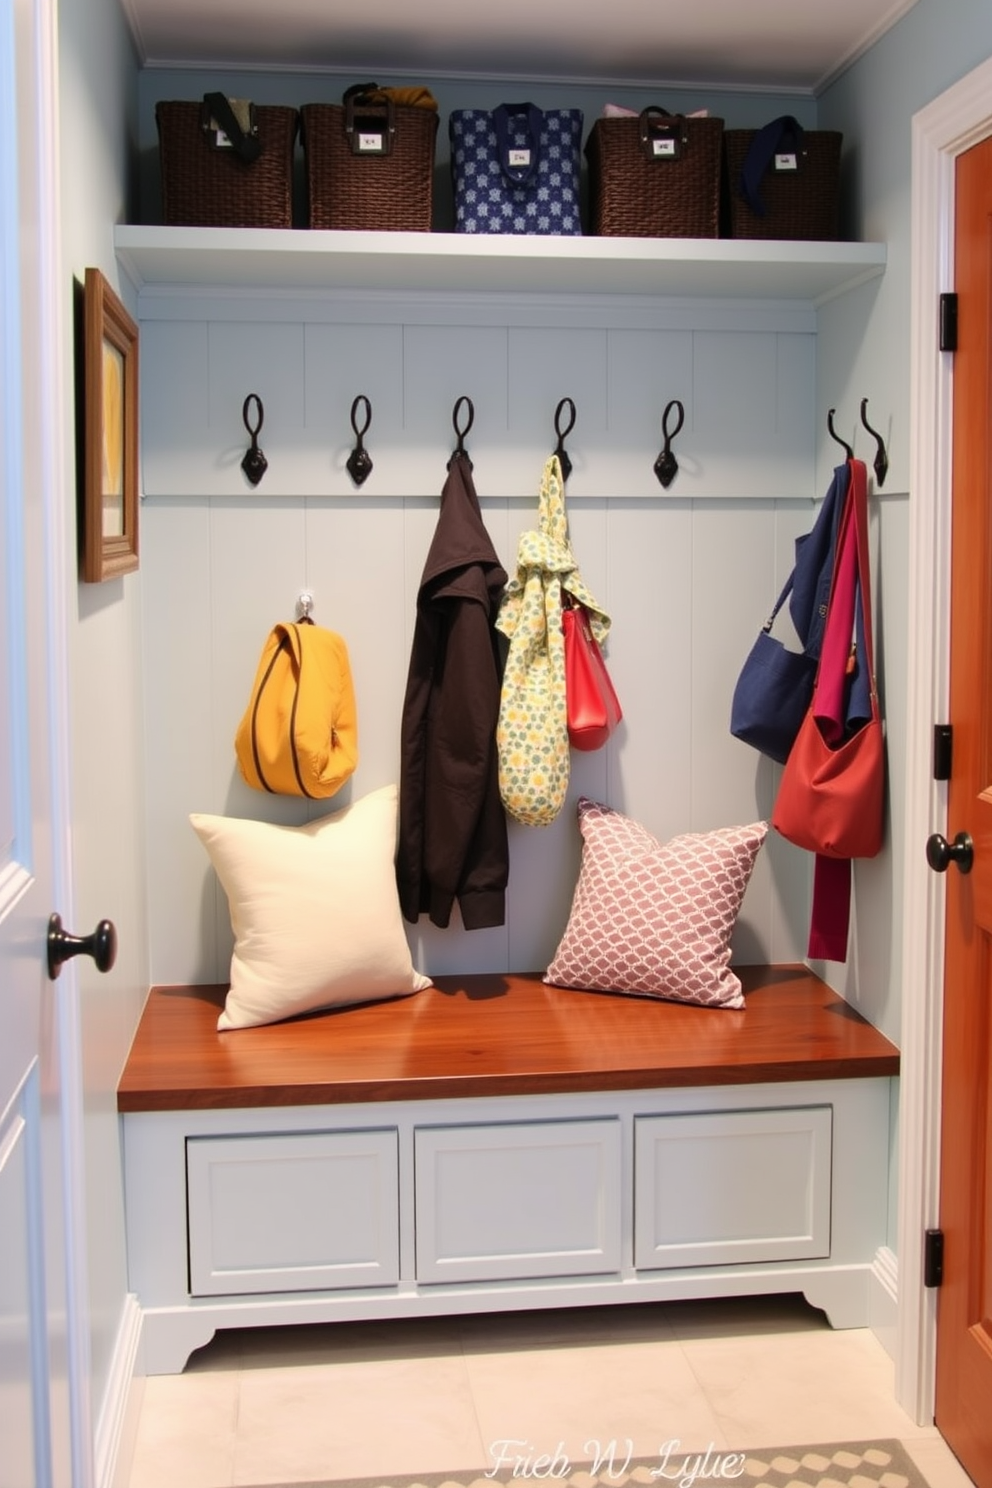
[190, 784, 431, 1030]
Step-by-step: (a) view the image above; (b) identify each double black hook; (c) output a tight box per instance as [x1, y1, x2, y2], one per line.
[827, 399, 889, 487]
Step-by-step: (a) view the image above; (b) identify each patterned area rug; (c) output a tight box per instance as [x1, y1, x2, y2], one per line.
[239, 1438, 934, 1488]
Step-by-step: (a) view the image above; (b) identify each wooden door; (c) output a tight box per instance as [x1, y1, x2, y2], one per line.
[934, 130, 992, 1488]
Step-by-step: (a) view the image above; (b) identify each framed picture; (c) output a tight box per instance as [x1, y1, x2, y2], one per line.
[82, 267, 138, 582]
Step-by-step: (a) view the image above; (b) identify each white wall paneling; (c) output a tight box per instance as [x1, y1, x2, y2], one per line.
[132, 236, 877, 986]
[139, 293, 818, 502]
[304, 323, 406, 492]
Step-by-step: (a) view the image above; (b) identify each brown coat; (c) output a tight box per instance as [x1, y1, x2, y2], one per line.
[396, 452, 508, 930]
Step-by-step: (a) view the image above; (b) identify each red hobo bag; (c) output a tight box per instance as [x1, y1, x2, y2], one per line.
[772, 459, 884, 861]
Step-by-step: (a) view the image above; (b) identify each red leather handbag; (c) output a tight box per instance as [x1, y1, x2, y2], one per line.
[562, 600, 622, 751]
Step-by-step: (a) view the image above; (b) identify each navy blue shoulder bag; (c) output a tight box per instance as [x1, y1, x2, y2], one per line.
[730, 462, 850, 764]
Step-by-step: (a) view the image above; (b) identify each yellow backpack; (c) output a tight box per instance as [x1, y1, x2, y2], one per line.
[235, 621, 358, 799]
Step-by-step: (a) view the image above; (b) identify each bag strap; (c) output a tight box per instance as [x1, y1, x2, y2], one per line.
[808, 855, 853, 962]
[344, 81, 379, 102]
[788, 460, 850, 657]
[836, 457, 877, 707]
[248, 627, 289, 793]
[249, 624, 314, 799]
[739, 114, 804, 215]
[817, 460, 874, 670]
[805, 462, 876, 964]
[492, 103, 544, 186]
[343, 82, 396, 156]
[812, 458, 877, 740]
[202, 92, 261, 163]
[762, 572, 795, 634]
[638, 107, 688, 162]
[849, 458, 877, 702]
[538, 453, 570, 547]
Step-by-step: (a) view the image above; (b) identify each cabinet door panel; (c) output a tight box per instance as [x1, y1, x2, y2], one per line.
[634, 1106, 831, 1269]
[415, 1118, 621, 1283]
[187, 1128, 399, 1296]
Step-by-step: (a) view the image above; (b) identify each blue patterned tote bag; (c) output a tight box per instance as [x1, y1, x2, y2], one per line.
[449, 103, 583, 235]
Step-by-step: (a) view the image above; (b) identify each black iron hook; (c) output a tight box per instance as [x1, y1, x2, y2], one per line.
[654, 398, 685, 489]
[860, 398, 889, 488]
[827, 407, 854, 461]
[553, 397, 576, 481]
[241, 394, 268, 486]
[347, 394, 373, 486]
[449, 395, 475, 468]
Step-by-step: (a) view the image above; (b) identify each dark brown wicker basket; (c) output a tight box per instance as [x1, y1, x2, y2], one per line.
[156, 101, 298, 229]
[301, 98, 439, 231]
[585, 112, 724, 238]
[723, 129, 842, 240]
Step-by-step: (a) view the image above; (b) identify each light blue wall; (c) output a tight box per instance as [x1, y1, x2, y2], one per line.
[818, 0, 992, 492]
[817, 0, 992, 1258]
[57, 0, 148, 1451]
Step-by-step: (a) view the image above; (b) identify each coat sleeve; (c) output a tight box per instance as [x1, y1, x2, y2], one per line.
[421, 591, 508, 930]
[396, 611, 436, 924]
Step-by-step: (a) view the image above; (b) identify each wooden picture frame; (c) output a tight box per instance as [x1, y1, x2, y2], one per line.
[82, 267, 139, 582]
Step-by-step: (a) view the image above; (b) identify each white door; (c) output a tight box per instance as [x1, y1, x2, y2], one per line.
[1, 1, 92, 1485]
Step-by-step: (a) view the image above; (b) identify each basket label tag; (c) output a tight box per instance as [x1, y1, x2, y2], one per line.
[358, 130, 386, 153]
[774, 152, 799, 171]
[652, 137, 677, 157]
[508, 148, 532, 167]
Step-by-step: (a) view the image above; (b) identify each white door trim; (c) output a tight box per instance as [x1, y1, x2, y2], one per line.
[898, 50, 992, 1425]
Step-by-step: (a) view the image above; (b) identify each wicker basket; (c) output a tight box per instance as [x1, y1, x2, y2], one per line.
[301, 94, 439, 231]
[585, 111, 724, 238]
[723, 128, 842, 240]
[156, 100, 298, 228]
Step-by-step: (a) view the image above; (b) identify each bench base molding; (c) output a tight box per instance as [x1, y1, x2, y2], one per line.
[136, 1263, 879, 1378]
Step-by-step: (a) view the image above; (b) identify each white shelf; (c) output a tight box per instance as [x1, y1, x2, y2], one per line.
[114, 225, 886, 305]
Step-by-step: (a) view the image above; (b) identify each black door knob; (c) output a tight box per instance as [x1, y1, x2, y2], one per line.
[47, 913, 117, 980]
[925, 831, 974, 875]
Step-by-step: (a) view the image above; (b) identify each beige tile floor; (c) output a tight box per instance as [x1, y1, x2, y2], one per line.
[124, 1295, 975, 1488]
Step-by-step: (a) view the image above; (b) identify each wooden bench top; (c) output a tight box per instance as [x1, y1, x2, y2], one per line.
[117, 966, 900, 1113]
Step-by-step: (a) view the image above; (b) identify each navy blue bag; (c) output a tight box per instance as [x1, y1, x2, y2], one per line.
[449, 103, 583, 235]
[730, 463, 850, 764]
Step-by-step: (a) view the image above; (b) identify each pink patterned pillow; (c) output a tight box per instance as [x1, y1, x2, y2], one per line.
[545, 798, 768, 1009]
